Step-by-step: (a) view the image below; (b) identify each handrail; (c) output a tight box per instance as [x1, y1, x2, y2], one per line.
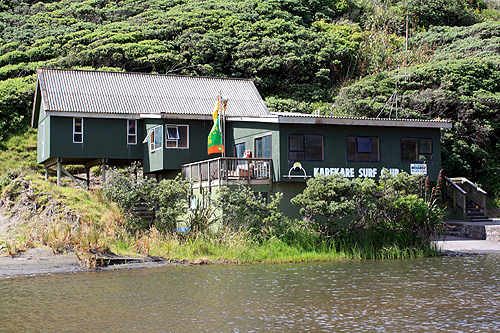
[444, 176, 488, 218]
[443, 176, 467, 218]
[444, 176, 466, 194]
[462, 178, 487, 194]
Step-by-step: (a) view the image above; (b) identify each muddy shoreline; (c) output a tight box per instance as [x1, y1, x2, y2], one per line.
[0, 246, 235, 278]
[0, 247, 180, 278]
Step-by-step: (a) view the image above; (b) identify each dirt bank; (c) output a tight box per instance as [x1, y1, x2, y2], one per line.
[0, 246, 176, 278]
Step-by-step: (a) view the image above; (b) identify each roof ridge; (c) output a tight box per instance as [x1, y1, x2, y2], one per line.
[38, 68, 255, 83]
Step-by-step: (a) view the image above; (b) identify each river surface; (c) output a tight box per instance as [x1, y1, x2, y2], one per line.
[1, 255, 500, 332]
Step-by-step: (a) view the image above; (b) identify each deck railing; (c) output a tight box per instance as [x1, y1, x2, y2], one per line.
[182, 157, 273, 189]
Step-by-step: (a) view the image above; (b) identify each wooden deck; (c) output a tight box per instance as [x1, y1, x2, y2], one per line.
[182, 157, 273, 189]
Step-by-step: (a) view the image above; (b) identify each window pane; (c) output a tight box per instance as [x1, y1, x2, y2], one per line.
[128, 120, 136, 135]
[371, 137, 380, 162]
[166, 126, 179, 140]
[289, 152, 304, 160]
[357, 137, 372, 153]
[305, 135, 323, 161]
[234, 143, 246, 158]
[401, 138, 418, 162]
[346, 136, 356, 161]
[154, 126, 162, 150]
[357, 152, 371, 162]
[74, 118, 82, 133]
[166, 140, 177, 148]
[255, 137, 262, 158]
[419, 138, 432, 154]
[128, 135, 136, 144]
[74, 133, 82, 143]
[419, 154, 432, 162]
[262, 135, 272, 158]
[289, 135, 304, 151]
[178, 125, 188, 147]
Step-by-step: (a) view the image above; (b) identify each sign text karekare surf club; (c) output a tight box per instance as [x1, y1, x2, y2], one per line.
[312, 164, 427, 178]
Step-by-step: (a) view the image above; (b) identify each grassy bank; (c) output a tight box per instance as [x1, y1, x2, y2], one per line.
[0, 173, 439, 267]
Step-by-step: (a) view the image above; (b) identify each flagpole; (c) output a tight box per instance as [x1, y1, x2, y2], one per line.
[221, 96, 228, 158]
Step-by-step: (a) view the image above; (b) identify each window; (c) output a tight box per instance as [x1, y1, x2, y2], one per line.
[347, 136, 380, 162]
[233, 142, 246, 158]
[289, 134, 324, 161]
[73, 118, 83, 143]
[401, 138, 433, 162]
[166, 124, 189, 148]
[128, 120, 137, 145]
[255, 135, 272, 158]
[149, 126, 162, 151]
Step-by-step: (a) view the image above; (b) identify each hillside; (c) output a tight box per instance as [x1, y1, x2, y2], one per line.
[1, 0, 500, 192]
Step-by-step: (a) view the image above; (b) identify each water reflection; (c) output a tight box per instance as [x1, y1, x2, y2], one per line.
[1, 255, 500, 332]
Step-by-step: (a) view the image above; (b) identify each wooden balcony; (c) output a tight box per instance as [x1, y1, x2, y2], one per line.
[182, 157, 273, 189]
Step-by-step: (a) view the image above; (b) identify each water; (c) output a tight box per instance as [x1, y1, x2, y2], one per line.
[1, 255, 500, 332]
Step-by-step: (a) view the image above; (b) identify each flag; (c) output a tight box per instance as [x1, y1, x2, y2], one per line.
[207, 115, 224, 154]
[212, 95, 220, 123]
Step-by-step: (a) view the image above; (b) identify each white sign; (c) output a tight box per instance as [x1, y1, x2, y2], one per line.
[410, 164, 427, 175]
[313, 167, 400, 178]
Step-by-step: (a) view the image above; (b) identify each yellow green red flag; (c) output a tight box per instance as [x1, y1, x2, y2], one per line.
[207, 115, 224, 154]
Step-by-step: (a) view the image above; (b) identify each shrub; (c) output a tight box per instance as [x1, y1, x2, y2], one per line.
[102, 167, 190, 233]
[290, 174, 378, 235]
[291, 171, 445, 241]
[214, 185, 284, 235]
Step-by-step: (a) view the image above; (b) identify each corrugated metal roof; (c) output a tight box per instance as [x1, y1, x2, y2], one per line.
[37, 69, 270, 116]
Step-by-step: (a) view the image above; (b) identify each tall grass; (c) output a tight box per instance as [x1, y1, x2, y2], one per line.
[125, 226, 436, 264]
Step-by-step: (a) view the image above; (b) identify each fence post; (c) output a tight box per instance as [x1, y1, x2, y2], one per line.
[462, 194, 467, 220]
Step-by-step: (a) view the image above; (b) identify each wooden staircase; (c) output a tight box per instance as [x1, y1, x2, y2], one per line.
[443, 176, 489, 222]
[465, 203, 491, 222]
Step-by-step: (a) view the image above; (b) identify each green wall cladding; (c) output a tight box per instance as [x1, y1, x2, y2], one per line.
[227, 121, 281, 181]
[144, 119, 215, 174]
[49, 116, 143, 161]
[37, 107, 50, 164]
[278, 123, 442, 182]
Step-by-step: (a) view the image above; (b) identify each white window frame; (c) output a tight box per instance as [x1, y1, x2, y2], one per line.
[166, 124, 189, 149]
[73, 118, 83, 143]
[127, 119, 137, 145]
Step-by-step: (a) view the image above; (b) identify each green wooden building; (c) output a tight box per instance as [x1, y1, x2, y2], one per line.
[32, 68, 452, 216]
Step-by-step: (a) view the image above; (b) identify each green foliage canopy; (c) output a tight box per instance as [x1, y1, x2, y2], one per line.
[291, 171, 445, 240]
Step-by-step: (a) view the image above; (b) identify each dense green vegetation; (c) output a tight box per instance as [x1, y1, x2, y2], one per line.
[0, 168, 442, 264]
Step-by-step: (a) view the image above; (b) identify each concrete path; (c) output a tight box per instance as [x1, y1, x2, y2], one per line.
[435, 236, 500, 254]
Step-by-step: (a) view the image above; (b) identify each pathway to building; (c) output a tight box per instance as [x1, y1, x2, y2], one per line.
[436, 218, 500, 254]
[435, 236, 500, 254]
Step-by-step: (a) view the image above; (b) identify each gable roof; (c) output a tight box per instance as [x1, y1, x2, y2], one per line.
[33, 69, 270, 125]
